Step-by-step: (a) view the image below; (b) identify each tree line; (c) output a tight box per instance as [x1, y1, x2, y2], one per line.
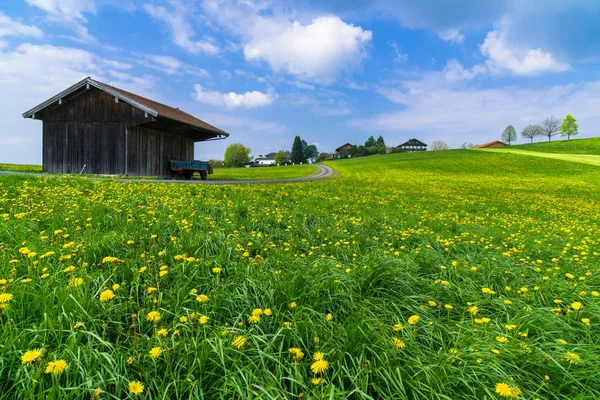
[502, 114, 579, 145]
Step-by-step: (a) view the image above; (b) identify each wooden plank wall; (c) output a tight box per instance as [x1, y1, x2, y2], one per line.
[41, 87, 194, 177]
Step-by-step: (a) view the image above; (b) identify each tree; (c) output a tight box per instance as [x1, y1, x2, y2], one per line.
[430, 140, 449, 151]
[208, 159, 225, 168]
[459, 142, 474, 149]
[224, 143, 251, 167]
[559, 114, 579, 140]
[541, 116, 560, 142]
[521, 124, 542, 143]
[304, 144, 318, 163]
[316, 152, 329, 162]
[376, 135, 386, 154]
[291, 136, 306, 164]
[364, 136, 376, 148]
[274, 150, 288, 165]
[501, 125, 517, 146]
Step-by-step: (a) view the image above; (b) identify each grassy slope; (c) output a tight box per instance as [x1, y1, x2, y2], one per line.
[1, 150, 599, 399]
[208, 164, 318, 180]
[0, 163, 42, 173]
[479, 148, 600, 167]
[511, 137, 600, 154]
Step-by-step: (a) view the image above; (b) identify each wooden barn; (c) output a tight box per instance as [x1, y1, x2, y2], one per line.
[397, 138, 427, 152]
[22, 77, 229, 178]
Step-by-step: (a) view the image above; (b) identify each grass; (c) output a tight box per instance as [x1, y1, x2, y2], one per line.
[479, 148, 600, 167]
[0, 163, 42, 173]
[207, 164, 318, 180]
[1, 150, 599, 399]
[511, 137, 600, 155]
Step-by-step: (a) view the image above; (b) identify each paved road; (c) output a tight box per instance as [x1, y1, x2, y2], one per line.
[480, 148, 600, 167]
[0, 164, 335, 185]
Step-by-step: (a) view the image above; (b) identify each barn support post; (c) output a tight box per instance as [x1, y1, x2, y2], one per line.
[125, 127, 128, 176]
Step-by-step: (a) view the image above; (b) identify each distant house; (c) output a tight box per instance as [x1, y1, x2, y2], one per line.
[472, 140, 508, 149]
[335, 143, 354, 158]
[397, 138, 427, 152]
[254, 151, 290, 165]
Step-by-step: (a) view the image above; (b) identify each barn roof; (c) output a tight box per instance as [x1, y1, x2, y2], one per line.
[335, 143, 353, 152]
[398, 138, 427, 147]
[22, 77, 229, 140]
[472, 140, 508, 149]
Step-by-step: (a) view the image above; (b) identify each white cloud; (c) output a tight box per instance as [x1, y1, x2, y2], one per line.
[26, 0, 97, 43]
[144, 4, 218, 55]
[193, 84, 278, 108]
[480, 30, 570, 76]
[351, 75, 600, 147]
[390, 42, 408, 63]
[142, 54, 209, 77]
[0, 12, 44, 39]
[438, 29, 464, 44]
[101, 59, 132, 70]
[243, 16, 372, 84]
[443, 59, 485, 82]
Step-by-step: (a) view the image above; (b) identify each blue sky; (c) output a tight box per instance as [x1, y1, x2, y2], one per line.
[1, 0, 600, 164]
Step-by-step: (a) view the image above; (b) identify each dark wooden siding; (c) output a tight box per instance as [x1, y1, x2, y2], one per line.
[41, 87, 194, 177]
[127, 126, 193, 178]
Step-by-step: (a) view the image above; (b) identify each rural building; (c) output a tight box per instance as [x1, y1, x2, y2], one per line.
[397, 138, 427, 152]
[254, 151, 290, 165]
[335, 143, 354, 153]
[22, 77, 229, 178]
[472, 140, 508, 149]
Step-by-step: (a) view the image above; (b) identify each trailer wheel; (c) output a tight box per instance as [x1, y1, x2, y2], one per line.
[200, 170, 208, 181]
[184, 171, 193, 180]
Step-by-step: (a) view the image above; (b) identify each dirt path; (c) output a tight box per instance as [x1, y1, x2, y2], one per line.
[0, 165, 335, 184]
[480, 148, 600, 167]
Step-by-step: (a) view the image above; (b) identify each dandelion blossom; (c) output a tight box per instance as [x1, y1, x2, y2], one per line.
[45, 360, 68, 375]
[313, 352, 324, 361]
[199, 315, 209, 325]
[232, 335, 246, 349]
[311, 359, 329, 374]
[248, 315, 260, 324]
[146, 311, 161, 323]
[129, 381, 144, 395]
[196, 294, 209, 303]
[393, 323, 404, 332]
[21, 349, 42, 364]
[392, 338, 406, 349]
[571, 302, 583, 311]
[408, 315, 420, 325]
[0, 293, 14, 303]
[564, 351, 581, 365]
[495, 383, 520, 398]
[312, 377, 322, 385]
[149, 347, 162, 358]
[99, 290, 115, 302]
[288, 347, 305, 361]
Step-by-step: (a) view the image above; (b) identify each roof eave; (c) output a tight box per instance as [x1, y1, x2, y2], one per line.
[22, 77, 160, 119]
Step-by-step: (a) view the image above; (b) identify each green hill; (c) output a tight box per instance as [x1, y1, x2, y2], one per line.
[1, 149, 599, 399]
[512, 136, 600, 154]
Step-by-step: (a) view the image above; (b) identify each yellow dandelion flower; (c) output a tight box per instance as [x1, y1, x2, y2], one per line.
[392, 338, 406, 349]
[393, 323, 404, 331]
[408, 315, 419, 325]
[146, 311, 161, 322]
[232, 335, 246, 349]
[157, 328, 168, 337]
[149, 347, 162, 358]
[45, 360, 68, 375]
[248, 315, 260, 324]
[199, 315, 209, 325]
[582, 318, 590, 327]
[283, 322, 292, 327]
[179, 316, 188, 323]
[93, 387, 102, 399]
[0, 293, 13, 303]
[564, 352, 580, 365]
[196, 294, 209, 303]
[313, 352, 324, 361]
[211, 267, 222, 274]
[129, 381, 144, 395]
[311, 359, 329, 374]
[264, 308, 273, 316]
[571, 301, 583, 311]
[288, 347, 305, 361]
[289, 302, 297, 309]
[112, 283, 120, 291]
[21, 349, 42, 364]
[496, 336, 509, 344]
[312, 377, 322, 385]
[251, 308, 263, 316]
[495, 383, 520, 398]
[444, 304, 453, 310]
[326, 313, 333, 321]
[99, 290, 115, 302]
[469, 305, 479, 315]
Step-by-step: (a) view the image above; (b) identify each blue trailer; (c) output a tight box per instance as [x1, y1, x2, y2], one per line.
[170, 160, 213, 180]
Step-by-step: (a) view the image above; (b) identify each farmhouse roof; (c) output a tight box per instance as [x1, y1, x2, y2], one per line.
[22, 77, 229, 139]
[398, 138, 427, 147]
[472, 140, 508, 149]
[335, 143, 354, 152]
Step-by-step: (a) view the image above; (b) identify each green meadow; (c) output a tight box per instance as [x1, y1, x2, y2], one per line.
[0, 149, 599, 399]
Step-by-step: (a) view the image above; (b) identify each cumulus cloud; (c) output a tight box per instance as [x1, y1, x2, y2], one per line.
[193, 84, 278, 108]
[0, 12, 43, 39]
[242, 16, 372, 84]
[142, 54, 210, 77]
[144, 4, 218, 55]
[443, 59, 485, 82]
[480, 30, 570, 76]
[438, 29, 464, 44]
